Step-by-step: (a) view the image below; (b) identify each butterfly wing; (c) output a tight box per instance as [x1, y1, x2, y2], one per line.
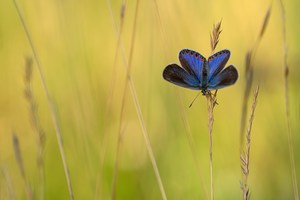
[179, 49, 205, 81]
[207, 50, 230, 81]
[207, 65, 238, 90]
[163, 64, 200, 90]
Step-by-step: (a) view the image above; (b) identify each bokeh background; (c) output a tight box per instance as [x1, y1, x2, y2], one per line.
[0, 0, 300, 199]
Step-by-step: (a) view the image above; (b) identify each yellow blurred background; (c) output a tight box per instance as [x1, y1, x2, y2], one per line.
[0, 0, 300, 199]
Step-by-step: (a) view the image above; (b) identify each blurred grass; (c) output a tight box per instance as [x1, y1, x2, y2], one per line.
[0, 0, 300, 199]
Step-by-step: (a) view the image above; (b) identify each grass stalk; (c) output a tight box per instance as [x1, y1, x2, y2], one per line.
[206, 20, 223, 200]
[94, 0, 127, 198]
[239, 7, 271, 199]
[12, 133, 34, 200]
[205, 92, 217, 200]
[206, 93, 214, 200]
[279, 1, 299, 199]
[240, 85, 259, 200]
[24, 57, 46, 200]
[111, 0, 140, 199]
[107, 0, 167, 199]
[12, 1, 74, 199]
[240, 6, 271, 148]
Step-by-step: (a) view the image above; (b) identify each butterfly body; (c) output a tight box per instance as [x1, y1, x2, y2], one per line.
[201, 61, 210, 93]
[163, 49, 238, 94]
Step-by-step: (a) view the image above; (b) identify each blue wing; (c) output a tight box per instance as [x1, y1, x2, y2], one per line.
[163, 64, 200, 90]
[207, 50, 230, 81]
[207, 65, 238, 90]
[179, 49, 205, 81]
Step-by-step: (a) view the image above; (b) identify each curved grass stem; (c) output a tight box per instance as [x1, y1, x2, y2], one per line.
[12, 0, 74, 199]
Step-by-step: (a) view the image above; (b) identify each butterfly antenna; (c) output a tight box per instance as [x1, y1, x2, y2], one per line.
[189, 92, 202, 108]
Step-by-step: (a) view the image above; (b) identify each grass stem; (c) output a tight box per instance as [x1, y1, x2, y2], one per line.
[206, 20, 223, 200]
[107, 0, 167, 199]
[206, 92, 217, 200]
[240, 85, 259, 200]
[12, 1, 74, 199]
[240, 6, 271, 149]
[279, 1, 299, 199]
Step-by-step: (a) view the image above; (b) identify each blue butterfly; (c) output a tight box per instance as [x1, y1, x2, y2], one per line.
[163, 49, 238, 95]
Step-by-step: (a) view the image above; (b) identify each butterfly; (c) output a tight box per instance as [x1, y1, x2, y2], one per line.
[163, 49, 238, 95]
